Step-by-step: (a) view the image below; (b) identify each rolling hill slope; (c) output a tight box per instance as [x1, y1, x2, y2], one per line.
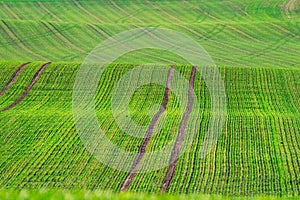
[1, 62, 299, 196]
[0, 0, 299, 198]
[0, 0, 299, 66]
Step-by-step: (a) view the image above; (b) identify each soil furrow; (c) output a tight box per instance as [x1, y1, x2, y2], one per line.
[1, 20, 44, 60]
[120, 66, 174, 191]
[0, 62, 30, 96]
[47, 22, 85, 52]
[2, 20, 30, 48]
[35, 2, 62, 22]
[0, 2, 19, 20]
[161, 66, 196, 192]
[0, 62, 51, 112]
[40, 21, 72, 49]
[41, 21, 84, 53]
[71, 0, 103, 24]
[0, 23, 21, 49]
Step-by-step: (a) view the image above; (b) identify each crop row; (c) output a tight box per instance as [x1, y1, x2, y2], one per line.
[0, 62, 299, 196]
[0, 1, 299, 65]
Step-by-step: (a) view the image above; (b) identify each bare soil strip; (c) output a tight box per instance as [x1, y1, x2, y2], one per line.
[161, 66, 196, 192]
[120, 66, 174, 191]
[0, 62, 30, 96]
[0, 62, 51, 112]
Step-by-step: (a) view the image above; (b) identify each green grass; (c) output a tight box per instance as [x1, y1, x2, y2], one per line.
[0, 62, 299, 196]
[0, 0, 299, 199]
[0, 0, 299, 66]
[1, 189, 299, 200]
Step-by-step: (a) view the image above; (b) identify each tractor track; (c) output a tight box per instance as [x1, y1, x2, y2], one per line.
[120, 66, 174, 191]
[0, 62, 30, 96]
[161, 66, 197, 192]
[0, 62, 51, 112]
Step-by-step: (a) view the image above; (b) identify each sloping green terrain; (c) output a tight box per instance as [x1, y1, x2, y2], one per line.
[0, 0, 299, 198]
[0, 0, 299, 66]
[1, 62, 299, 196]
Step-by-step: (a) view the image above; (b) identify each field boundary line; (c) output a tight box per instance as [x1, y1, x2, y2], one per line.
[0, 62, 51, 112]
[120, 66, 174, 191]
[0, 62, 30, 96]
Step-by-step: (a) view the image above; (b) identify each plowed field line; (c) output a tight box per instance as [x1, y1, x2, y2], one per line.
[0, 62, 51, 112]
[0, 62, 30, 96]
[161, 66, 196, 192]
[120, 66, 174, 191]
[1, 20, 44, 60]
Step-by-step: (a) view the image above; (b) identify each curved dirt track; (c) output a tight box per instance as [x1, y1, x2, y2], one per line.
[120, 66, 174, 191]
[0, 62, 30, 96]
[0, 62, 51, 112]
[285, 0, 297, 18]
[161, 66, 197, 192]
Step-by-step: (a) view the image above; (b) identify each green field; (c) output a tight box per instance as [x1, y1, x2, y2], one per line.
[0, 0, 299, 199]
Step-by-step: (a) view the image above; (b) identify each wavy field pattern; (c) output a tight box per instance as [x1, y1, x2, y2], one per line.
[0, 0, 299, 66]
[0, 63, 299, 196]
[0, 0, 299, 198]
